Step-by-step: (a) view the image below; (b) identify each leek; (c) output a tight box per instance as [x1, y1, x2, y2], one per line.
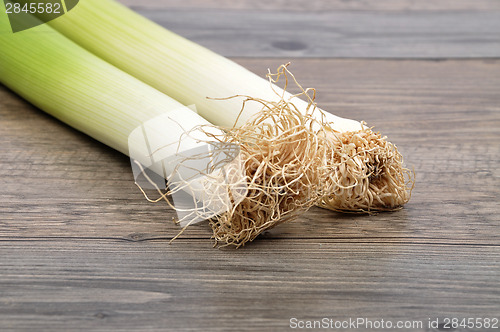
[0, 11, 329, 247]
[46, 0, 413, 212]
[0, 9, 247, 227]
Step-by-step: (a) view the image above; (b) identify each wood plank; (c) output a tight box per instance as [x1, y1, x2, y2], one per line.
[1, 58, 499, 330]
[1, 239, 499, 331]
[128, 9, 500, 58]
[119, 0, 500, 12]
[1, 59, 499, 245]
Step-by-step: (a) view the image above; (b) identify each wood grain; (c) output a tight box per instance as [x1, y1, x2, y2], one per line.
[123, 9, 500, 58]
[119, 0, 500, 12]
[1, 57, 499, 330]
[115, 0, 500, 59]
[1, 240, 499, 331]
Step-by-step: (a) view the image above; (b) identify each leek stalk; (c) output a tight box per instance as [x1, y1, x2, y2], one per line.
[0, 11, 246, 232]
[0, 10, 187, 155]
[0, 11, 328, 246]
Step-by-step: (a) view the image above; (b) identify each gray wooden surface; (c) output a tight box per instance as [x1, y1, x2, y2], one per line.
[121, 0, 500, 12]
[140, 10, 500, 58]
[1, 0, 500, 331]
[122, 0, 500, 58]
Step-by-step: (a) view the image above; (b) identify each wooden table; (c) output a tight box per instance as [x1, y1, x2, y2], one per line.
[1, 1, 499, 331]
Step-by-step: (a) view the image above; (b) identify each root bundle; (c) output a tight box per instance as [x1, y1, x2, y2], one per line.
[209, 97, 330, 247]
[319, 127, 414, 213]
